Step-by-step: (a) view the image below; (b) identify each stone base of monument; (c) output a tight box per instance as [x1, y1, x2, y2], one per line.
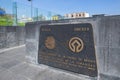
[25, 15, 120, 80]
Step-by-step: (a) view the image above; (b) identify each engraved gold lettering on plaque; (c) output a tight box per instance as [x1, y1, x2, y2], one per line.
[45, 36, 55, 49]
[69, 37, 84, 53]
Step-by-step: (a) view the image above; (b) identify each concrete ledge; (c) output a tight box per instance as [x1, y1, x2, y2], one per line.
[0, 45, 25, 53]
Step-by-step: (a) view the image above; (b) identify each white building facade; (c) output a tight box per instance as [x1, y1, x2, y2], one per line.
[65, 12, 89, 18]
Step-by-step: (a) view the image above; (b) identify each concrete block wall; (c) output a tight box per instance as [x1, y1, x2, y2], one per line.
[0, 26, 25, 49]
[96, 16, 120, 80]
[25, 15, 120, 80]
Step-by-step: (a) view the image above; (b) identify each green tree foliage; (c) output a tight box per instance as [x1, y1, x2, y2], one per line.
[18, 22, 25, 26]
[0, 15, 13, 26]
[0, 7, 13, 26]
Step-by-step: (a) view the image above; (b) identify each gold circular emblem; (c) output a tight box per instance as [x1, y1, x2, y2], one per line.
[45, 36, 55, 49]
[69, 37, 84, 53]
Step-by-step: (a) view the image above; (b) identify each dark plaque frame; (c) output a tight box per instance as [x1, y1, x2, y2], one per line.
[38, 23, 98, 77]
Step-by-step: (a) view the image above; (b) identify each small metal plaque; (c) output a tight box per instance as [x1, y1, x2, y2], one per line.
[38, 23, 98, 77]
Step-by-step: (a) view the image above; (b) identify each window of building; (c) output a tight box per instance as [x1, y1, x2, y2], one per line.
[79, 14, 81, 17]
[71, 14, 74, 17]
[83, 13, 85, 17]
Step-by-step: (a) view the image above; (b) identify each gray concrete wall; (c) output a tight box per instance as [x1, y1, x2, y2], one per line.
[96, 16, 120, 80]
[0, 26, 25, 49]
[25, 15, 120, 80]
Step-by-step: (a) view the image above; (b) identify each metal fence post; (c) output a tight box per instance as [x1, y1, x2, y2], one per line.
[47, 11, 52, 20]
[34, 8, 38, 21]
[13, 1, 17, 26]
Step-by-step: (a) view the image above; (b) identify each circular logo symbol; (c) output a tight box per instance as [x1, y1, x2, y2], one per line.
[45, 36, 55, 49]
[69, 37, 84, 53]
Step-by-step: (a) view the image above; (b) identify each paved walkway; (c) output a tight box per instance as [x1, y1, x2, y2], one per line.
[0, 46, 91, 80]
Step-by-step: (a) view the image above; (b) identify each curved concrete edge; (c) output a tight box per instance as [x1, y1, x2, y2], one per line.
[0, 45, 25, 53]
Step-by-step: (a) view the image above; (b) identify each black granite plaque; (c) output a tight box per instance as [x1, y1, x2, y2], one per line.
[38, 23, 98, 77]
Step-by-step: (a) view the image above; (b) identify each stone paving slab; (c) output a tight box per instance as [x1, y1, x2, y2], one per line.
[0, 69, 28, 80]
[9, 62, 46, 80]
